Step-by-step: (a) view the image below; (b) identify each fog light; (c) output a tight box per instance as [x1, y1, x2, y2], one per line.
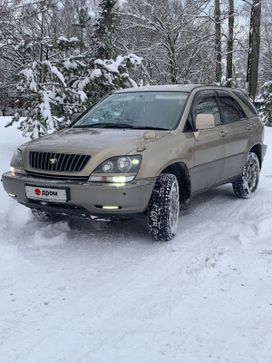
[89, 175, 135, 183]
[102, 206, 120, 210]
[8, 193, 17, 198]
[112, 176, 126, 183]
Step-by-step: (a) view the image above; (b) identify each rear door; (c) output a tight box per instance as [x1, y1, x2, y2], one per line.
[190, 90, 227, 192]
[216, 91, 249, 179]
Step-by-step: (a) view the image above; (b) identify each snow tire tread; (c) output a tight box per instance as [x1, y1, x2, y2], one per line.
[148, 173, 179, 242]
[232, 152, 260, 199]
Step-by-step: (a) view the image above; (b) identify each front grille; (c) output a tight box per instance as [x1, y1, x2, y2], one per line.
[29, 151, 90, 172]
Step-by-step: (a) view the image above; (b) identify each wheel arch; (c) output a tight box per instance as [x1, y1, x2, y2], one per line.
[250, 144, 263, 169]
[161, 162, 191, 203]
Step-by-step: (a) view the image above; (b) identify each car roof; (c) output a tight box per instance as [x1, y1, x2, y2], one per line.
[115, 84, 240, 94]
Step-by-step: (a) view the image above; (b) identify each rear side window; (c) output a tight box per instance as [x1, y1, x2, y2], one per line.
[193, 95, 222, 126]
[232, 90, 258, 116]
[217, 92, 246, 123]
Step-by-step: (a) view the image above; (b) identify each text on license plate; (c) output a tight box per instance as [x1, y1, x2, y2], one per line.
[25, 185, 68, 202]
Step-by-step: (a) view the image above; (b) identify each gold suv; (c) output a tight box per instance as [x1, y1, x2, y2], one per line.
[2, 85, 267, 241]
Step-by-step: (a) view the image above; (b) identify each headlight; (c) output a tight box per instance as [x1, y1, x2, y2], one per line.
[11, 149, 23, 167]
[10, 149, 23, 167]
[10, 149, 26, 175]
[89, 155, 142, 183]
[117, 157, 133, 172]
[102, 160, 114, 173]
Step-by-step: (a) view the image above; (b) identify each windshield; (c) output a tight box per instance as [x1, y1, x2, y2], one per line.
[73, 91, 189, 130]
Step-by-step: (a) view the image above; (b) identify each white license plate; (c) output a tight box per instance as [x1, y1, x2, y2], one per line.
[25, 185, 68, 202]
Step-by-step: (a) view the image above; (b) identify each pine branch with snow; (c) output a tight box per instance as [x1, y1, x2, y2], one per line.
[10, 39, 142, 138]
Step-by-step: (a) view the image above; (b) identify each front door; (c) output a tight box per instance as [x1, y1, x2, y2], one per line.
[189, 91, 227, 193]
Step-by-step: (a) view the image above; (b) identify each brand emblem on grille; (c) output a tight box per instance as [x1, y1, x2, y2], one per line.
[49, 158, 58, 165]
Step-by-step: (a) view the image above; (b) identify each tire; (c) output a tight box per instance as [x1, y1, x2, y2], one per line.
[31, 208, 58, 222]
[148, 173, 180, 241]
[232, 152, 260, 199]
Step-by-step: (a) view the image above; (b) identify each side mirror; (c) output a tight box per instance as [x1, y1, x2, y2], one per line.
[196, 113, 215, 130]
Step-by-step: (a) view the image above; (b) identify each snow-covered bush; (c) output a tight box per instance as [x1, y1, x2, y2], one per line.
[259, 81, 272, 126]
[220, 76, 244, 89]
[10, 39, 142, 138]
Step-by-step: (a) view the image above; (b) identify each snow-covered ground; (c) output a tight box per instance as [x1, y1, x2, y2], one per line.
[0, 117, 272, 363]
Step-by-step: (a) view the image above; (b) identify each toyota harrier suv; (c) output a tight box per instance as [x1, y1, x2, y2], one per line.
[2, 85, 267, 241]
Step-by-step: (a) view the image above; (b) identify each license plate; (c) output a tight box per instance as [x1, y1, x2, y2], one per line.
[25, 185, 68, 202]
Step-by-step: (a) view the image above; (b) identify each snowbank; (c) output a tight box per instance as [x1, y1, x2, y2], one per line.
[0, 118, 30, 231]
[0, 117, 272, 363]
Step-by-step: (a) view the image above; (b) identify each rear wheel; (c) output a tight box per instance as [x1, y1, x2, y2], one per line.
[31, 208, 58, 222]
[232, 152, 260, 199]
[148, 173, 180, 241]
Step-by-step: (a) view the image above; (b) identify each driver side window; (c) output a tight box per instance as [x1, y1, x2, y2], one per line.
[194, 95, 222, 127]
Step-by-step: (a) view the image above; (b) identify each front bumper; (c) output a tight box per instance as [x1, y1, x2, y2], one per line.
[1, 172, 156, 217]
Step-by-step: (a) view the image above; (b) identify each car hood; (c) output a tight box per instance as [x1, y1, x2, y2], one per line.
[23, 128, 169, 154]
[21, 128, 170, 174]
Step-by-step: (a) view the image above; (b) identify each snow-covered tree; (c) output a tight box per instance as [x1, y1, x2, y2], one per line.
[259, 81, 272, 126]
[10, 43, 142, 138]
[2, 0, 142, 138]
[117, 0, 216, 84]
[225, 0, 235, 87]
[2, 0, 272, 134]
[260, 0, 272, 87]
[214, 0, 222, 83]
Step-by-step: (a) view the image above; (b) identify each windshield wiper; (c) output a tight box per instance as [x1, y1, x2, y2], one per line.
[135, 126, 169, 131]
[73, 122, 134, 129]
[73, 123, 169, 131]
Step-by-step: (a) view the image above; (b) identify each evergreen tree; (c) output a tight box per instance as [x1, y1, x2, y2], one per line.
[259, 81, 272, 126]
[5, 0, 142, 139]
[9, 38, 142, 138]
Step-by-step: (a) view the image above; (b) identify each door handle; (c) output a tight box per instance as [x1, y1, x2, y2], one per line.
[219, 130, 227, 137]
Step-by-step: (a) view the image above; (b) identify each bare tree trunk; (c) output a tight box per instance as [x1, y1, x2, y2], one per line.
[215, 0, 222, 83]
[39, 2, 44, 84]
[226, 0, 234, 87]
[167, 34, 178, 83]
[247, 0, 262, 100]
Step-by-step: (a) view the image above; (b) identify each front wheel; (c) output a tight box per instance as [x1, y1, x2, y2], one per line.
[232, 152, 260, 199]
[147, 173, 180, 241]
